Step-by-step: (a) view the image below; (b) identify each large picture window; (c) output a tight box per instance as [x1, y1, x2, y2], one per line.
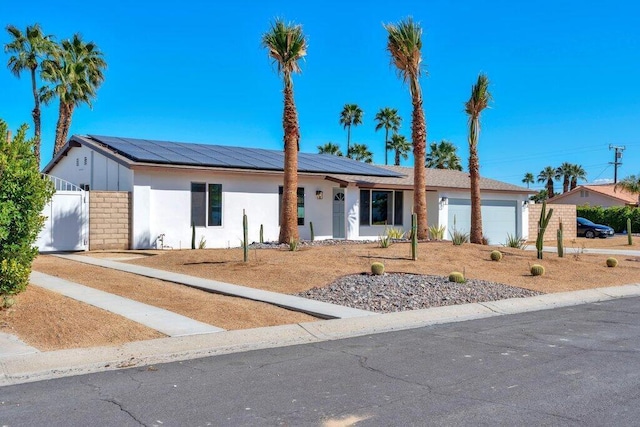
[359, 189, 403, 226]
[191, 182, 222, 227]
[279, 186, 305, 226]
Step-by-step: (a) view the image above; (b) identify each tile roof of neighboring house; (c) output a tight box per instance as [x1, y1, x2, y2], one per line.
[550, 184, 639, 205]
[44, 135, 401, 178]
[326, 165, 533, 194]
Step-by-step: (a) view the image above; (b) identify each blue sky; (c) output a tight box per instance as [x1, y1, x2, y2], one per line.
[2, 1, 639, 190]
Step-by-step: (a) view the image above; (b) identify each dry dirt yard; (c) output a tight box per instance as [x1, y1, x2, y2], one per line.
[2, 235, 638, 351]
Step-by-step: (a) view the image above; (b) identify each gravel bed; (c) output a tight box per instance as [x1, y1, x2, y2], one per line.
[296, 273, 543, 313]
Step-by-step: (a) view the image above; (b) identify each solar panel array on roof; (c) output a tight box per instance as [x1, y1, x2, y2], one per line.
[87, 135, 402, 177]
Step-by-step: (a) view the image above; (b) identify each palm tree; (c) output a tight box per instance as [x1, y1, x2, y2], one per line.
[385, 17, 428, 239]
[537, 166, 557, 198]
[339, 104, 363, 158]
[426, 140, 463, 171]
[4, 23, 55, 162]
[347, 143, 373, 163]
[41, 34, 106, 156]
[374, 107, 401, 165]
[465, 73, 492, 244]
[522, 172, 535, 188]
[317, 142, 343, 156]
[530, 189, 548, 203]
[261, 19, 307, 243]
[388, 134, 411, 166]
[569, 164, 587, 190]
[556, 162, 573, 193]
[614, 175, 640, 206]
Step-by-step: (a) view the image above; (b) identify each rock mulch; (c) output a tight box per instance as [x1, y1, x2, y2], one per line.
[296, 273, 543, 313]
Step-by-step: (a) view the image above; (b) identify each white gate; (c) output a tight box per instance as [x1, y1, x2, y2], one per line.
[36, 176, 88, 252]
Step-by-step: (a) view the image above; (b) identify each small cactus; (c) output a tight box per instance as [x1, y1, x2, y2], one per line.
[490, 250, 502, 261]
[371, 262, 385, 275]
[448, 271, 465, 283]
[530, 264, 545, 276]
[606, 257, 618, 268]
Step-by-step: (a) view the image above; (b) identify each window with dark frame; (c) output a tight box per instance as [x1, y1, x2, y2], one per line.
[191, 182, 206, 227]
[208, 184, 222, 226]
[359, 189, 403, 226]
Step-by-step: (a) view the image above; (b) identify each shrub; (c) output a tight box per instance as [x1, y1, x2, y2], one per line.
[385, 227, 405, 240]
[0, 122, 54, 301]
[428, 224, 446, 240]
[371, 262, 385, 275]
[378, 234, 391, 248]
[198, 236, 206, 249]
[606, 257, 618, 268]
[448, 271, 465, 283]
[504, 233, 527, 249]
[577, 205, 640, 233]
[288, 239, 299, 252]
[490, 250, 502, 261]
[449, 229, 469, 246]
[530, 264, 545, 276]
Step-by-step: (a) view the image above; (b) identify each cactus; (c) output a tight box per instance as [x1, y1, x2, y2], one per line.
[490, 250, 502, 261]
[606, 257, 618, 267]
[411, 213, 418, 261]
[260, 224, 264, 244]
[535, 201, 553, 260]
[191, 221, 196, 250]
[628, 218, 633, 246]
[530, 264, 545, 276]
[371, 262, 385, 275]
[557, 220, 564, 258]
[310, 221, 315, 242]
[243, 210, 249, 262]
[448, 271, 465, 283]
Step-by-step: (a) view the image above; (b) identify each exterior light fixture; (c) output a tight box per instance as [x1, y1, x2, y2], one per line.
[316, 190, 323, 200]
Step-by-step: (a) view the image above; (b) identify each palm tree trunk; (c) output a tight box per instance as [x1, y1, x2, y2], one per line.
[411, 85, 428, 240]
[469, 117, 483, 244]
[53, 101, 67, 157]
[346, 125, 351, 158]
[547, 180, 554, 198]
[384, 128, 389, 165]
[570, 178, 577, 190]
[395, 150, 400, 166]
[563, 176, 569, 193]
[279, 83, 300, 243]
[30, 67, 41, 163]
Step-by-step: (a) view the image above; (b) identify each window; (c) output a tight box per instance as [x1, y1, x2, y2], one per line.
[191, 183, 206, 226]
[279, 186, 305, 225]
[208, 184, 222, 226]
[580, 190, 589, 198]
[359, 190, 403, 226]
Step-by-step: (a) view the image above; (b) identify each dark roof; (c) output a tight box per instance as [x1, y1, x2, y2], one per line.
[326, 165, 533, 194]
[78, 135, 401, 177]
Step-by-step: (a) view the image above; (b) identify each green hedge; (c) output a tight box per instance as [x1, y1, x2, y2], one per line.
[576, 206, 640, 233]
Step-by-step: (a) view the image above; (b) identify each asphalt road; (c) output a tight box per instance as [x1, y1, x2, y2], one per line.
[2, 297, 640, 426]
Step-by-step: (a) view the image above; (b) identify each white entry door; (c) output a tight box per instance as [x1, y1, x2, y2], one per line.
[332, 188, 346, 239]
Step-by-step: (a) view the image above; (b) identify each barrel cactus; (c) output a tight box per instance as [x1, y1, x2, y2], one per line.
[490, 250, 503, 261]
[448, 271, 465, 283]
[606, 257, 618, 268]
[530, 264, 545, 276]
[371, 262, 385, 275]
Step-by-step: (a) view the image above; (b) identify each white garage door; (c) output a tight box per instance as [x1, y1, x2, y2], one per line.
[447, 199, 517, 245]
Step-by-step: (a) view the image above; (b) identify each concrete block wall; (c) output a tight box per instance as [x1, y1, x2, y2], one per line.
[89, 191, 131, 250]
[528, 203, 577, 241]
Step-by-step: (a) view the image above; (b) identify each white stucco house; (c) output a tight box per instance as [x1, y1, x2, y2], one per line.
[43, 135, 533, 249]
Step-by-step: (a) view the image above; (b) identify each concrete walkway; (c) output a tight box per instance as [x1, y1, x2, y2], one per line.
[54, 254, 375, 319]
[0, 332, 39, 357]
[29, 271, 225, 337]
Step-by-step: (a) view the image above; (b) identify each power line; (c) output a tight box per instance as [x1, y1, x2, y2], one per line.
[609, 144, 626, 184]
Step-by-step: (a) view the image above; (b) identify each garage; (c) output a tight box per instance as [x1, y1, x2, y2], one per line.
[447, 199, 518, 245]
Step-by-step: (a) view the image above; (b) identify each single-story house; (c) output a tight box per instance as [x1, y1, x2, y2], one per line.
[549, 184, 639, 208]
[42, 135, 533, 249]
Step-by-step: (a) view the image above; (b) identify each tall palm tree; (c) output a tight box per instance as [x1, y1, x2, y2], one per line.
[556, 162, 573, 193]
[385, 17, 428, 239]
[374, 107, 401, 165]
[339, 104, 363, 158]
[41, 34, 106, 156]
[615, 175, 640, 206]
[426, 140, 463, 171]
[465, 73, 491, 244]
[569, 164, 587, 190]
[537, 166, 557, 198]
[347, 143, 373, 163]
[4, 23, 55, 162]
[522, 172, 535, 188]
[388, 134, 411, 166]
[261, 19, 307, 243]
[317, 142, 343, 156]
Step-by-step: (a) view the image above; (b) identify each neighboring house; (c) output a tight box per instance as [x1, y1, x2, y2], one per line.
[43, 135, 533, 250]
[549, 184, 639, 208]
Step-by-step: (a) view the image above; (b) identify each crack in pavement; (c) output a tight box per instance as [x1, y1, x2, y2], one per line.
[102, 398, 147, 426]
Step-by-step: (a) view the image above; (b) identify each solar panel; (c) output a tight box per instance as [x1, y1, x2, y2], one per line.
[87, 135, 401, 177]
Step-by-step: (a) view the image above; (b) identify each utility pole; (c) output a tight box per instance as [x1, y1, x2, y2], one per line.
[609, 144, 625, 184]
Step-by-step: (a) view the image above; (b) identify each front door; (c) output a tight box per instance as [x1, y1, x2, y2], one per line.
[332, 188, 346, 239]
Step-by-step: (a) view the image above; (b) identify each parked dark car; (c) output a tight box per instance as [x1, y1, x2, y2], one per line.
[576, 217, 614, 238]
